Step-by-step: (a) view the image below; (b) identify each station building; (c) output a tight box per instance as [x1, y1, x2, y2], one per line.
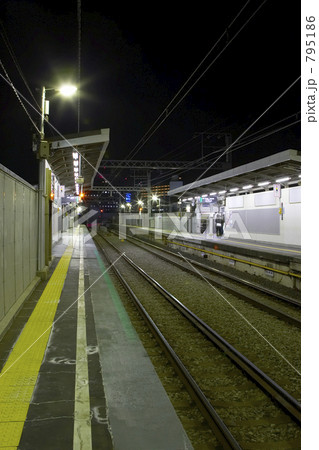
[168, 149, 301, 246]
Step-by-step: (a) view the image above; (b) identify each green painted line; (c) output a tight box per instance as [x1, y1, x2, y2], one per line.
[94, 249, 137, 340]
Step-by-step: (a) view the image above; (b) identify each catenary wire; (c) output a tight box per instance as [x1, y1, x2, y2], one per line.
[0, 58, 41, 134]
[0, 19, 41, 110]
[177, 75, 301, 200]
[156, 112, 300, 163]
[123, 0, 268, 163]
[117, 112, 301, 187]
[0, 71, 126, 200]
[109, 0, 268, 183]
[149, 117, 301, 186]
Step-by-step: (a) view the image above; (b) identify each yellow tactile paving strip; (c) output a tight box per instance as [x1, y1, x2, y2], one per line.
[0, 243, 73, 448]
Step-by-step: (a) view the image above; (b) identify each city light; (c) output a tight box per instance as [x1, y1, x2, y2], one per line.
[59, 84, 77, 97]
[276, 177, 291, 183]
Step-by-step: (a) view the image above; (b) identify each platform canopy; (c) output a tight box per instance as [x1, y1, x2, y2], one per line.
[48, 128, 110, 195]
[168, 149, 301, 199]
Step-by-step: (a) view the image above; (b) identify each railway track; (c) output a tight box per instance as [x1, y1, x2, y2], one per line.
[94, 232, 301, 449]
[121, 232, 301, 319]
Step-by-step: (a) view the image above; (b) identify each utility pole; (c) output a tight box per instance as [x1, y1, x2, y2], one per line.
[194, 131, 232, 167]
[147, 170, 151, 216]
[194, 132, 206, 159]
[37, 87, 50, 278]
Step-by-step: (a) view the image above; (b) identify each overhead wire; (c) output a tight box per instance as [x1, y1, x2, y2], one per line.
[0, 58, 41, 134]
[0, 3, 119, 198]
[177, 75, 301, 200]
[227, 112, 300, 145]
[0, 2, 299, 202]
[119, 109, 301, 187]
[0, 2, 82, 135]
[157, 116, 232, 161]
[150, 114, 301, 186]
[0, 19, 41, 133]
[192, 112, 301, 164]
[1, 2, 83, 192]
[109, 0, 268, 184]
[122, 0, 267, 162]
[0, 19, 40, 110]
[0, 71, 126, 199]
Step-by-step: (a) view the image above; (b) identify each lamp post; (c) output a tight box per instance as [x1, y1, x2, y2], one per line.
[152, 194, 160, 212]
[40, 84, 78, 139]
[137, 199, 143, 215]
[37, 84, 77, 277]
[37, 86, 50, 276]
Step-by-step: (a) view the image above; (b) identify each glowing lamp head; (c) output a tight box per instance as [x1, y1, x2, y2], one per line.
[59, 84, 77, 97]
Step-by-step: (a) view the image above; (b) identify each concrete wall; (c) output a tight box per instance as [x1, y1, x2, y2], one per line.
[225, 186, 301, 245]
[0, 164, 39, 336]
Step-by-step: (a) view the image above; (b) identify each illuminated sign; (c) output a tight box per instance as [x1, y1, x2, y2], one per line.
[200, 197, 217, 203]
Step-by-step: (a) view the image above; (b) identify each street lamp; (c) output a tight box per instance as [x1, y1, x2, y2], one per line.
[152, 194, 160, 212]
[37, 83, 77, 276]
[137, 199, 144, 215]
[58, 84, 78, 97]
[40, 84, 78, 139]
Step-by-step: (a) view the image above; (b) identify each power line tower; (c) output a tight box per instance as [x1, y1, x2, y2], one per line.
[194, 132, 232, 167]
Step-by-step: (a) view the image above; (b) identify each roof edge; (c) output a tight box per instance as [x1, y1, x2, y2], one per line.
[168, 149, 300, 196]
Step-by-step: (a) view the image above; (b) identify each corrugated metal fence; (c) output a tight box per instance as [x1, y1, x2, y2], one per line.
[0, 164, 39, 336]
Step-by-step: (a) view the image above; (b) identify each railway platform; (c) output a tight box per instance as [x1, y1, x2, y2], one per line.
[127, 225, 301, 261]
[0, 226, 192, 450]
[125, 225, 301, 293]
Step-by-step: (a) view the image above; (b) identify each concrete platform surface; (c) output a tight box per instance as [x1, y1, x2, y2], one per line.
[128, 226, 301, 262]
[0, 226, 193, 450]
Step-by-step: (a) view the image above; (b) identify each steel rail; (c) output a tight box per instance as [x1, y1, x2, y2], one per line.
[94, 235, 242, 450]
[98, 234, 301, 424]
[124, 232, 300, 306]
[166, 239, 301, 279]
[109, 232, 300, 326]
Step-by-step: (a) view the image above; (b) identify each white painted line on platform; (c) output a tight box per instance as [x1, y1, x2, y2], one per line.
[73, 227, 92, 449]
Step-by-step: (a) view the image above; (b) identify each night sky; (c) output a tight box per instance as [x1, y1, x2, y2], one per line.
[0, 0, 301, 185]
